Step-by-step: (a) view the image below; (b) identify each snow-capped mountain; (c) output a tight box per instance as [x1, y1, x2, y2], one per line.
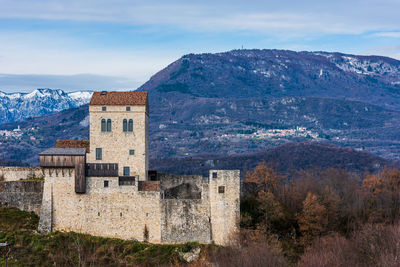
[0, 88, 93, 124]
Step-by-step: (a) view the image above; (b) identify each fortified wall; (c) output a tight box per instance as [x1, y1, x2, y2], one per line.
[37, 169, 240, 245]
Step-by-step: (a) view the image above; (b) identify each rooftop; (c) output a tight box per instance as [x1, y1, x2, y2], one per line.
[54, 140, 90, 153]
[39, 148, 87, 156]
[89, 91, 148, 106]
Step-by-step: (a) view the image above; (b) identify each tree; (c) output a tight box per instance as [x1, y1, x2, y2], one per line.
[297, 192, 328, 245]
[245, 161, 283, 195]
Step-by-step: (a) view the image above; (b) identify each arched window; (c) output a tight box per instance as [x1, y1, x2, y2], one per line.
[101, 119, 106, 132]
[123, 119, 127, 132]
[128, 119, 133, 132]
[107, 119, 112, 132]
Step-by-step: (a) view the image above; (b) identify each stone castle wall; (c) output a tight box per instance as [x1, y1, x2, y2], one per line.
[88, 105, 148, 180]
[37, 169, 240, 245]
[209, 170, 241, 245]
[0, 167, 44, 182]
[0, 167, 241, 245]
[160, 173, 212, 243]
[39, 169, 162, 242]
[0, 180, 43, 215]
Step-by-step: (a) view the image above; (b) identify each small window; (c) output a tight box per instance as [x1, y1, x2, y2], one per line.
[101, 119, 106, 132]
[128, 119, 133, 132]
[218, 186, 225, 193]
[107, 119, 112, 132]
[102, 106, 106, 111]
[123, 166, 130, 176]
[212, 172, 217, 178]
[126, 106, 131, 111]
[104, 180, 109, 187]
[129, 149, 135, 155]
[96, 148, 102, 160]
[123, 119, 127, 132]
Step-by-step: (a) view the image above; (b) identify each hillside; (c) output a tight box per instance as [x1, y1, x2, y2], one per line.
[0, 105, 89, 165]
[151, 142, 391, 178]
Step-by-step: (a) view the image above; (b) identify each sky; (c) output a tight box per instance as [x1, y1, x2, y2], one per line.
[0, 0, 399, 92]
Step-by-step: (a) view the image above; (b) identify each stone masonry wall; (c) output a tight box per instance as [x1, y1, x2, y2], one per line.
[209, 170, 241, 246]
[160, 175, 212, 243]
[88, 105, 148, 180]
[38, 168, 240, 245]
[161, 199, 211, 243]
[39, 169, 162, 242]
[0, 181, 43, 215]
[0, 167, 44, 182]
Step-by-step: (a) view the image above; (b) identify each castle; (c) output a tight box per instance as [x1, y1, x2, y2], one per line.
[31, 91, 240, 245]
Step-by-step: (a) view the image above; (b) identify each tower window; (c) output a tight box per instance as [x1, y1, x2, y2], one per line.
[126, 106, 131, 111]
[129, 149, 135, 155]
[104, 180, 109, 187]
[101, 119, 106, 132]
[212, 172, 217, 178]
[123, 167, 130, 176]
[96, 148, 102, 160]
[123, 119, 127, 132]
[102, 106, 106, 111]
[107, 119, 112, 132]
[218, 186, 225, 193]
[128, 119, 133, 132]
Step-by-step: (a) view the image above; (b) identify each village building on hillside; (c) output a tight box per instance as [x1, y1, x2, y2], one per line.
[36, 91, 240, 245]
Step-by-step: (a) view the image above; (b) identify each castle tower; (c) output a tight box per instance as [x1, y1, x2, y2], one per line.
[87, 91, 149, 180]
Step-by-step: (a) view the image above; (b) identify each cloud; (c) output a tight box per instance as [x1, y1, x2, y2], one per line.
[0, 73, 139, 92]
[372, 31, 400, 38]
[0, 0, 399, 35]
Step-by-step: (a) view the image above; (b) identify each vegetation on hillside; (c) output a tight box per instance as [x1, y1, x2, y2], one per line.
[241, 162, 400, 265]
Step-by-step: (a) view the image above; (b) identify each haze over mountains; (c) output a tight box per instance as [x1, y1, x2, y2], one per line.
[1, 49, 400, 172]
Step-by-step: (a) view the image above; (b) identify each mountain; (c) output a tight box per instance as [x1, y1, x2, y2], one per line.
[2, 49, 400, 165]
[140, 49, 400, 110]
[151, 142, 391, 178]
[0, 88, 92, 124]
[0, 105, 89, 165]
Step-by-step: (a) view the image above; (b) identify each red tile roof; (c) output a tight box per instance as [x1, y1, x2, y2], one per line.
[54, 140, 90, 153]
[89, 91, 148, 106]
[138, 181, 161, 192]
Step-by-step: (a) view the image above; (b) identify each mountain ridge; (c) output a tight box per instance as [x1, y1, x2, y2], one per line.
[0, 88, 93, 124]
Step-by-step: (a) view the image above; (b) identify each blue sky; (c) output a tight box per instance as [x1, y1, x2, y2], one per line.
[0, 0, 399, 92]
